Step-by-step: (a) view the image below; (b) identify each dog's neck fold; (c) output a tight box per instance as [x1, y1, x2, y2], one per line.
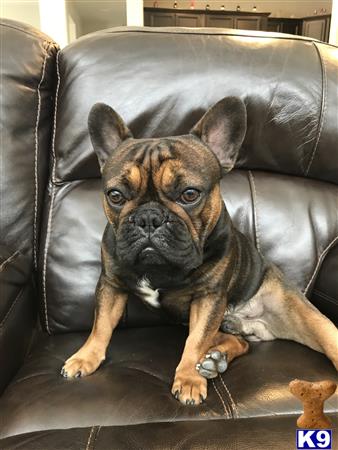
[203, 203, 233, 263]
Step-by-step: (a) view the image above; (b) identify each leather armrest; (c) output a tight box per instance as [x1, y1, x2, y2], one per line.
[0, 246, 36, 393]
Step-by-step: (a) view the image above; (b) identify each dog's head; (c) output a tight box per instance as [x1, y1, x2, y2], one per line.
[88, 97, 246, 275]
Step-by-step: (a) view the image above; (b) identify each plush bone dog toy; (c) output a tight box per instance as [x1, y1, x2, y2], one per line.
[289, 379, 337, 429]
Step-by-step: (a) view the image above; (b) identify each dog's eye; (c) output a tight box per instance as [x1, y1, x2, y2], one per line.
[107, 190, 125, 206]
[179, 188, 200, 204]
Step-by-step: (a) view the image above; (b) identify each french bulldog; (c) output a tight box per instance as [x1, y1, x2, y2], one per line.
[61, 97, 338, 405]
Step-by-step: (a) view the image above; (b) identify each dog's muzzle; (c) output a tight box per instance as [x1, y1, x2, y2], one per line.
[116, 202, 201, 271]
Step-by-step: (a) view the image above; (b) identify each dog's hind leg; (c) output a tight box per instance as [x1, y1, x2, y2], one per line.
[260, 271, 338, 371]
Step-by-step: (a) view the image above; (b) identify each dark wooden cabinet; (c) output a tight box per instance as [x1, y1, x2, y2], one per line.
[267, 14, 330, 42]
[144, 8, 331, 42]
[302, 15, 331, 42]
[176, 13, 204, 27]
[144, 7, 270, 31]
[205, 15, 266, 31]
[267, 18, 301, 35]
[234, 17, 263, 31]
[205, 15, 234, 29]
[145, 11, 175, 27]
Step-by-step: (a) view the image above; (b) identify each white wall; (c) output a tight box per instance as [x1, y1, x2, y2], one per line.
[144, 1, 332, 18]
[127, 0, 144, 25]
[77, 1, 127, 36]
[329, 0, 338, 43]
[66, 0, 83, 41]
[0, 0, 40, 28]
[0, 0, 129, 45]
[1, 0, 69, 46]
[39, 0, 68, 47]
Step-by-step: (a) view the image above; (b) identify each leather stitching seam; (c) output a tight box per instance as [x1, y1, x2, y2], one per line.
[93, 425, 101, 449]
[33, 48, 48, 270]
[86, 425, 100, 450]
[42, 50, 61, 334]
[211, 378, 230, 418]
[86, 426, 95, 450]
[305, 43, 327, 175]
[219, 375, 239, 418]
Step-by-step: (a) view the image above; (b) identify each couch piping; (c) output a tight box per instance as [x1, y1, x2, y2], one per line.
[305, 43, 327, 176]
[42, 50, 61, 335]
[102, 26, 337, 46]
[33, 48, 48, 270]
[304, 236, 338, 295]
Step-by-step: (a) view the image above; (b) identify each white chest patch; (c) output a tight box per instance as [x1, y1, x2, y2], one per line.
[137, 277, 161, 308]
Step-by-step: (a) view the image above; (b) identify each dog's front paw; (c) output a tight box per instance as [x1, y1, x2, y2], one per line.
[61, 351, 104, 378]
[196, 350, 228, 379]
[171, 370, 207, 405]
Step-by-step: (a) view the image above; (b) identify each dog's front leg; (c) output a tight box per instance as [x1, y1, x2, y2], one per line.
[172, 294, 226, 405]
[61, 275, 127, 378]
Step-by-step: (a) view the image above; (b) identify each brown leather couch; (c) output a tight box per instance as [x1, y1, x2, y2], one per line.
[0, 19, 337, 449]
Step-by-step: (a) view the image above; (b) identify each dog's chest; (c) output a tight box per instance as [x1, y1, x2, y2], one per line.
[137, 277, 161, 308]
[135, 277, 191, 321]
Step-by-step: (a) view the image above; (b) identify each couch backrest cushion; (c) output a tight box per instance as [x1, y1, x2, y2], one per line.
[0, 19, 58, 268]
[39, 27, 338, 334]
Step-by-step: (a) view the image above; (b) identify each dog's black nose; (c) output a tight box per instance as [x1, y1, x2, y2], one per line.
[135, 210, 163, 232]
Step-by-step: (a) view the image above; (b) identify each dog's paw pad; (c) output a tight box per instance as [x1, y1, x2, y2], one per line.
[197, 351, 228, 379]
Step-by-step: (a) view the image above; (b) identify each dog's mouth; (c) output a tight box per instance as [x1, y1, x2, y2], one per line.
[137, 245, 165, 265]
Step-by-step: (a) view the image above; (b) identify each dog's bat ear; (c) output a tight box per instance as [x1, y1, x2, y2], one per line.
[88, 103, 133, 171]
[190, 96, 247, 173]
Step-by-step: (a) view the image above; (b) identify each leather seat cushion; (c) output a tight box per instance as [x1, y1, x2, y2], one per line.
[1, 414, 337, 450]
[0, 326, 337, 438]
